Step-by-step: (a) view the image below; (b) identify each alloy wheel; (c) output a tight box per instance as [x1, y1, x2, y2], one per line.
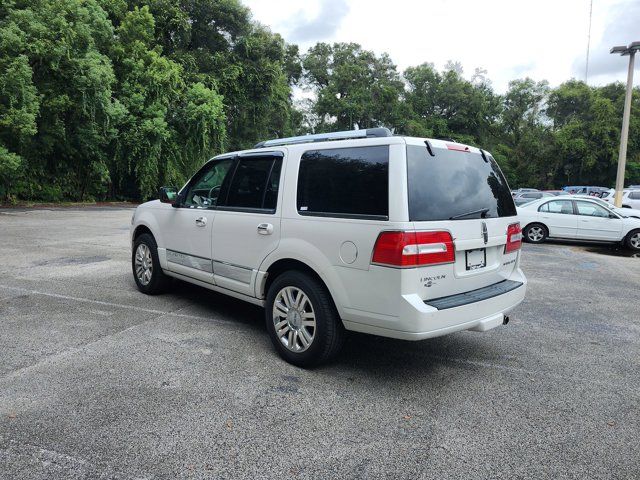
[630, 232, 640, 250]
[135, 243, 153, 286]
[272, 286, 316, 352]
[528, 226, 544, 242]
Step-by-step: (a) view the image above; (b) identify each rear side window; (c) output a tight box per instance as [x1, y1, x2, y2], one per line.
[539, 200, 574, 214]
[406, 145, 516, 221]
[297, 146, 389, 219]
[629, 191, 640, 200]
[221, 157, 281, 211]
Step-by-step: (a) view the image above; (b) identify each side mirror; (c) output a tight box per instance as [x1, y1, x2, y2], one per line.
[159, 186, 178, 205]
[609, 213, 618, 219]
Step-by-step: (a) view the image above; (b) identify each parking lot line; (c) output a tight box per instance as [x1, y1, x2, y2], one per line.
[0, 284, 231, 324]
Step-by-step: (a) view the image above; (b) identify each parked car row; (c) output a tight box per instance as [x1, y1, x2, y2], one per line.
[131, 127, 638, 367]
[513, 186, 640, 208]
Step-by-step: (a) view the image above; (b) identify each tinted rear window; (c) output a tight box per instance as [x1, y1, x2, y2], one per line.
[407, 145, 516, 221]
[297, 146, 388, 219]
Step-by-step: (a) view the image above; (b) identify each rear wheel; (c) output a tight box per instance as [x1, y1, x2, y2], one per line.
[524, 223, 547, 244]
[625, 230, 640, 251]
[265, 271, 345, 368]
[132, 233, 170, 294]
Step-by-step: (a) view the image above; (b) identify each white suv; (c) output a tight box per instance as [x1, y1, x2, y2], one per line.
[602, 189, 640, 209]
[131, 128, 526, 366]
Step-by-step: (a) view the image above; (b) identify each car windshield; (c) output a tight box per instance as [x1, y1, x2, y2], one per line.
[406, 145, 517, 221]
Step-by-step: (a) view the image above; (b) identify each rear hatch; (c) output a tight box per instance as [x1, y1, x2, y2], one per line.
[405, 140, 520, 300]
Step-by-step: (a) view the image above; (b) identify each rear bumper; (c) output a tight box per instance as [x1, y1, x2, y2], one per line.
[342, 269, 527, 340]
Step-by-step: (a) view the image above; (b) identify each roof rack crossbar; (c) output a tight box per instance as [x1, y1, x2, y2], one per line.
[254, 128, 392, 148]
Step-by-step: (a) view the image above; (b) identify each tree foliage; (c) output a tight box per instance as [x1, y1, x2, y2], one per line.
[1, 1, 639, 202]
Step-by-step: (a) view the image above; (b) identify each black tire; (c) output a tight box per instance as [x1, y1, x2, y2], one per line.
[523, 223, 548, 244]
[265, 270, 345, 368]
[625, 229, 640, 251]
[132, 233, 171, 294]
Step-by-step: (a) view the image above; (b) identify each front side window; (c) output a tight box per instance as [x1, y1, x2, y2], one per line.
[221, 157, 282, 211]
[184, 159, 234, 208]
[538, 200, 574, 214]
[297, 146, 389, 219]
[576, 201, 611, 218]
[629, 191, 640, 200]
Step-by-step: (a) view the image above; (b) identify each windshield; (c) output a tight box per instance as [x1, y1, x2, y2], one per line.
[406, 145, 517, 221]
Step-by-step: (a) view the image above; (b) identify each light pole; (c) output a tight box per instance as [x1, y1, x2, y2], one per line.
[610, 41, 640, 207]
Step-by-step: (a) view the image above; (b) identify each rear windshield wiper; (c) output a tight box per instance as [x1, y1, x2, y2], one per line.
[449, 208, 490, 220]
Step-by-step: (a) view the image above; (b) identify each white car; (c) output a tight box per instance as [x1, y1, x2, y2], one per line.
[131, 128, 527, 367]
[513, 191, 554, 206]
[601, 189, 640, 209]
[517, 197, 640, 250]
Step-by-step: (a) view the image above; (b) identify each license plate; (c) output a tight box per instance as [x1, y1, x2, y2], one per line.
[465, 248, 486, 270]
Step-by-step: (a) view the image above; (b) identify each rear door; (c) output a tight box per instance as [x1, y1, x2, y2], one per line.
[537, 199, 578, 238]
[406, 142, 519, 299]
[575, 200, 623, 240]
[211, 152, 284, 297]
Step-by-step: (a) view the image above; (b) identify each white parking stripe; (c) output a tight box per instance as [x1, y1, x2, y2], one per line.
[0, 284, 230, 324]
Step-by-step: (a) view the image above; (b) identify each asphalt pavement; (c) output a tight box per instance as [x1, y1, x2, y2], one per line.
[0, 207, 639, 479]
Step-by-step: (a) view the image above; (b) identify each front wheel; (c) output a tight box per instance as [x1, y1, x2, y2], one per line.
[265, 271, 345, 368]
[524, 223, 548, 244]
[132, 233, 170, 294]
[625, 230, 640, 251]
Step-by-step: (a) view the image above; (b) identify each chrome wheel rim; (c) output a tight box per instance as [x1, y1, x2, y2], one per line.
[528, 226, 544, 242]
[273, 286, 316, 353]
[630, 232, 640, 249]
[135, 244, 153, 286]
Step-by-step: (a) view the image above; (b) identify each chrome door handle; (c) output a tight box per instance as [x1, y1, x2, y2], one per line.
[257, 223, 273, 235]
[195, 216, 207, 227]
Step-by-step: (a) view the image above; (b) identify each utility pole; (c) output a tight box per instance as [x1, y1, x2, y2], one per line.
[585, 0, 593, 82]
[610, 42, 640, 207]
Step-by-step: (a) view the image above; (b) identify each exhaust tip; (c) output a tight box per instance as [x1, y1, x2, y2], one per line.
[503, 316, 510, 325]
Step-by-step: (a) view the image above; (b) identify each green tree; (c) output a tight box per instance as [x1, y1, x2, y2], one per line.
[303, 42, 404, 131]
[402, 63, 500, 145]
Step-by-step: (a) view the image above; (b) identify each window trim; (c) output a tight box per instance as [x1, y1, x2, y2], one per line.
[574, 200, 618, 218]
[537, 199, 576, 214]
[217, 154, 283, 214]
[177, 152, 284, 212]
[178, 157, 236, 210]
[297, 210, 389, 221]
[296, 145, 390, 221]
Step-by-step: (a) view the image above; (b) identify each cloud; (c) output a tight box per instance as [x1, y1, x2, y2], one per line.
[287, 0, 350, 43]
[573, 0, 640, 80]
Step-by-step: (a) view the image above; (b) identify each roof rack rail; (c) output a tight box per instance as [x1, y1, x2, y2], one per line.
[254, 127, 392, 148]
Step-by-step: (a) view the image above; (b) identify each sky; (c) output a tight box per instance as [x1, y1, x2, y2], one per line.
[242, 0, 640, 93]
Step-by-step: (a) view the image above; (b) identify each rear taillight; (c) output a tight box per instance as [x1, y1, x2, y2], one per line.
[505, 223, 522, 254]
[372, 231, 455, 267]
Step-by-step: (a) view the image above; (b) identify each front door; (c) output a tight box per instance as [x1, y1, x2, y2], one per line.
[162, 158, 234, 283]
[211, 153, 284, 297]
[537, 199, 578, 238]
[575, 200, 623, 241]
